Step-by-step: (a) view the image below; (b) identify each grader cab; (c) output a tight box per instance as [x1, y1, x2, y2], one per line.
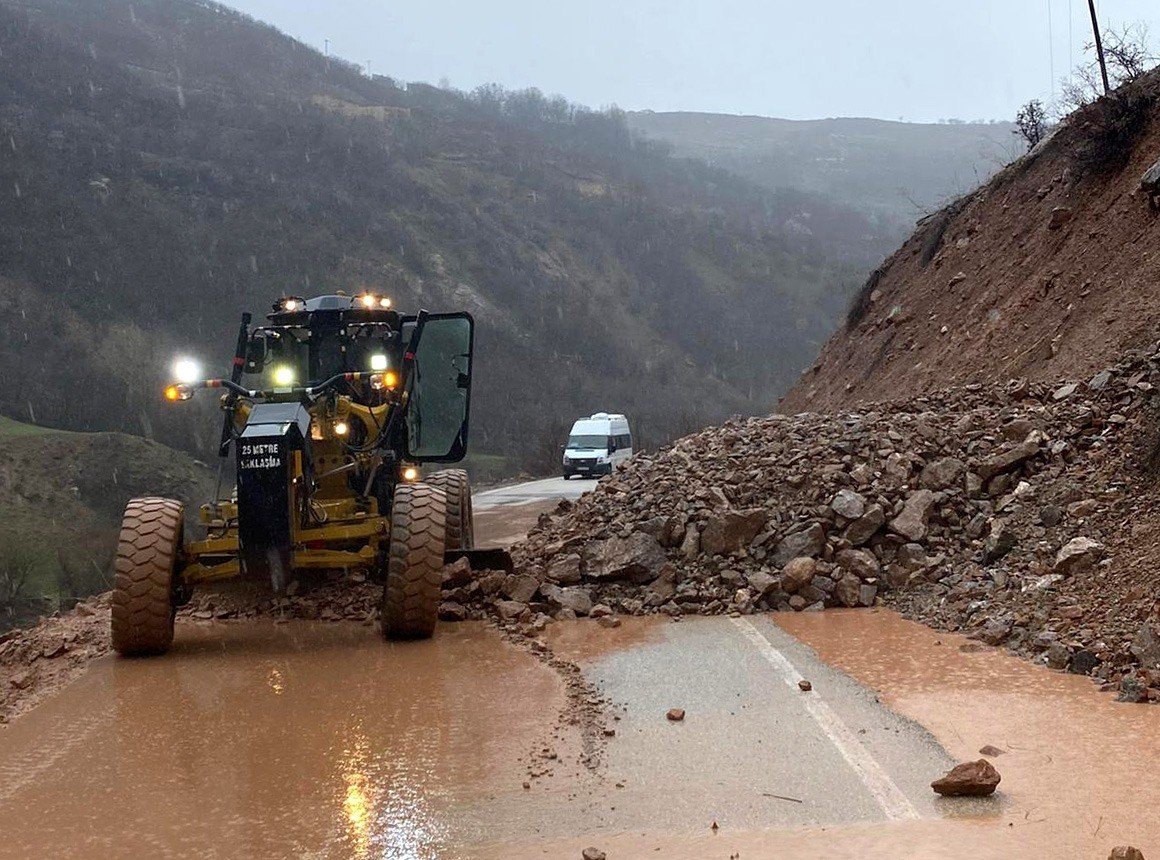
[112, 293, 504, 656]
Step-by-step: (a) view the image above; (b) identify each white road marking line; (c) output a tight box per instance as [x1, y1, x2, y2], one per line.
[731, 616, 919, 821]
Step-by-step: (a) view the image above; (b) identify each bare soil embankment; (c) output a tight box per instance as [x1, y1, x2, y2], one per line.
[782, 71, 1160, 414]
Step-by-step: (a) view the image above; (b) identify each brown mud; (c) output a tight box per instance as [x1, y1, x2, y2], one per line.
[0, 500, 554, 724]
[0, 621, 590, 858]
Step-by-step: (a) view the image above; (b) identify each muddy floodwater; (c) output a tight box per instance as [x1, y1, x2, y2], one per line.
[0, 621, 591, 858]
[2, 570, 1157, 858]
[772, 609, 1160, 858]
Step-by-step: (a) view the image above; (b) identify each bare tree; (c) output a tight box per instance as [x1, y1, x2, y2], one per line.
[1104, 24, 1157, 83]
[1062, 23, 1158, 110]
[1014, 100, 1049, 151]
[0, 544, 37, 619]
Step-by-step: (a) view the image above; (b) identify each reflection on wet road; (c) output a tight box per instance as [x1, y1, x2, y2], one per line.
[0, 622, 581, 859]
[473, 477, 591, 509]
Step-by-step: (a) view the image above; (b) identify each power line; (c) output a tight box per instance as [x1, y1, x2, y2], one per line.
[1047, 0, 1055, 99]
[1068, 0, 1074, 83]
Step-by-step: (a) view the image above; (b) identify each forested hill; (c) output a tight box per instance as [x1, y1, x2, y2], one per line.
[0, 0, 887, 475]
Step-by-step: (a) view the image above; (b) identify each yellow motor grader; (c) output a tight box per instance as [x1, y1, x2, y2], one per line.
[112, 293, 506, 656]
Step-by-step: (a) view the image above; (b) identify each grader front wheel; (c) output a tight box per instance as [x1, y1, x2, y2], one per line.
[381, 483, 446, 640]
[111, 497, 184, 657]
[425, 469, 474, 550]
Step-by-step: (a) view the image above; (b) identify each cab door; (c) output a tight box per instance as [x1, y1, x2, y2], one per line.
[404, 313, 474, 462]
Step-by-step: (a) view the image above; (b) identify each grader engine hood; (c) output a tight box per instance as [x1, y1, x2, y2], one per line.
[236, 402, 312, 591]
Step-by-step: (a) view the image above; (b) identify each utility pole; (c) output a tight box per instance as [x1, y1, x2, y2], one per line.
[1087, 0, 1111, 95]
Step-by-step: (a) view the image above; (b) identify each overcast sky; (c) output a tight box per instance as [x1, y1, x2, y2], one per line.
[223, 0, 1160, 122]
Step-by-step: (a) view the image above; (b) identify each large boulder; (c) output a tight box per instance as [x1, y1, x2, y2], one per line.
[1130, 623, 1160, 669]
[780, 557, 817, 593]
[983, 520, 1017, 563]
[843, 504, 885, 546]
[772, 523, 826, 567]
[931, 760, 1001, 796]
[897, 543, 929, 570]
[835, 548, 880, 581]
[540, 584, 593, 616]
[502, 574, 541, 603]
[700, 509, 769, 556]
[680, 525, 700, 559]
[834, 573, 862, 607]
[583, 532, 667, 582]
[1143, 156, 1160, 190]
[745, 570, 778, 598]
[890, 490, 936, 542]
[829, 489, 866, 520]
[1052, 537, 1105, 576]
[974, 440, 1040, 482]
[919, 457, 964, 490]
[546, 553, 582, 584]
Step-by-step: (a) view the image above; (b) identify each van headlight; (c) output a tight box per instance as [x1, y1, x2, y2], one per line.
[597, 455, 611, 464]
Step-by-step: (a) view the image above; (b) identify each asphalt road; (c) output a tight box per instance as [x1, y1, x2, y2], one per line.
[1, 477, 1155, 858]
[474, 475, 593, 509]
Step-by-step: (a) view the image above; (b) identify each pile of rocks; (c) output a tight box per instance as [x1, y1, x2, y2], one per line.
[0, 592, 112, 722]
[449, 344, 1160, 700]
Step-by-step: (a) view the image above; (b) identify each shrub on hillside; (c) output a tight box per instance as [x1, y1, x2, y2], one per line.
[845, 265, 885, 328]
[0, 537, 43, 621]
[1071, 81, 1158, 173]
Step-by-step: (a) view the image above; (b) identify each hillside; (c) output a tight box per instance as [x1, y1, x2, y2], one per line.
[0, 0, 889, 475]
[627, 112, 1019, 237]
[0, 418, 214, 629]
[783, 70, 1160, 414]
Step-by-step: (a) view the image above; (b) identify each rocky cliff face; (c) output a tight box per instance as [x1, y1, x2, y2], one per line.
[781, 70, 1160, 415]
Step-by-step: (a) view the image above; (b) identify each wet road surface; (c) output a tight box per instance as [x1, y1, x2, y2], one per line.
[0, 613, 958, 859]
[1, 478, 1158, 858]
[474, 477, 592, 509]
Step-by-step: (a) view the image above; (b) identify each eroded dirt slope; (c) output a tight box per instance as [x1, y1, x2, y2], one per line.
[782, 71, 1160, 414]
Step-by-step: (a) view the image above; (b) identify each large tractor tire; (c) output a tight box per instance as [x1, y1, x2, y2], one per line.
[111, 497, 184, 657]
[381, 483, 446, 640]
[425, 469, 474, 550]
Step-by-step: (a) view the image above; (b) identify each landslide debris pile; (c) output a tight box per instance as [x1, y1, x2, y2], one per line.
[450, 345, 1160, 701]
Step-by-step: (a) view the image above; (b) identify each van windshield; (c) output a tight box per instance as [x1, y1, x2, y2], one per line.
[567, 434, 608, 450]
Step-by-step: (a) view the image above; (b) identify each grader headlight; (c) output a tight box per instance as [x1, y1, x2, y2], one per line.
[171, 357, 202, 384]
[401, 465, 419, 482]
[272, 365, 296, 387]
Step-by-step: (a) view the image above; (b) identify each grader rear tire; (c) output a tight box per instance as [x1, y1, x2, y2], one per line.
[111, 497, 184, 657]
[425, 469, 474, 550]
[381, 483, 446, 640]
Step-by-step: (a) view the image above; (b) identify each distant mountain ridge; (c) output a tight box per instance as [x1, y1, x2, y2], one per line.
[627, 111, 1021, 237]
